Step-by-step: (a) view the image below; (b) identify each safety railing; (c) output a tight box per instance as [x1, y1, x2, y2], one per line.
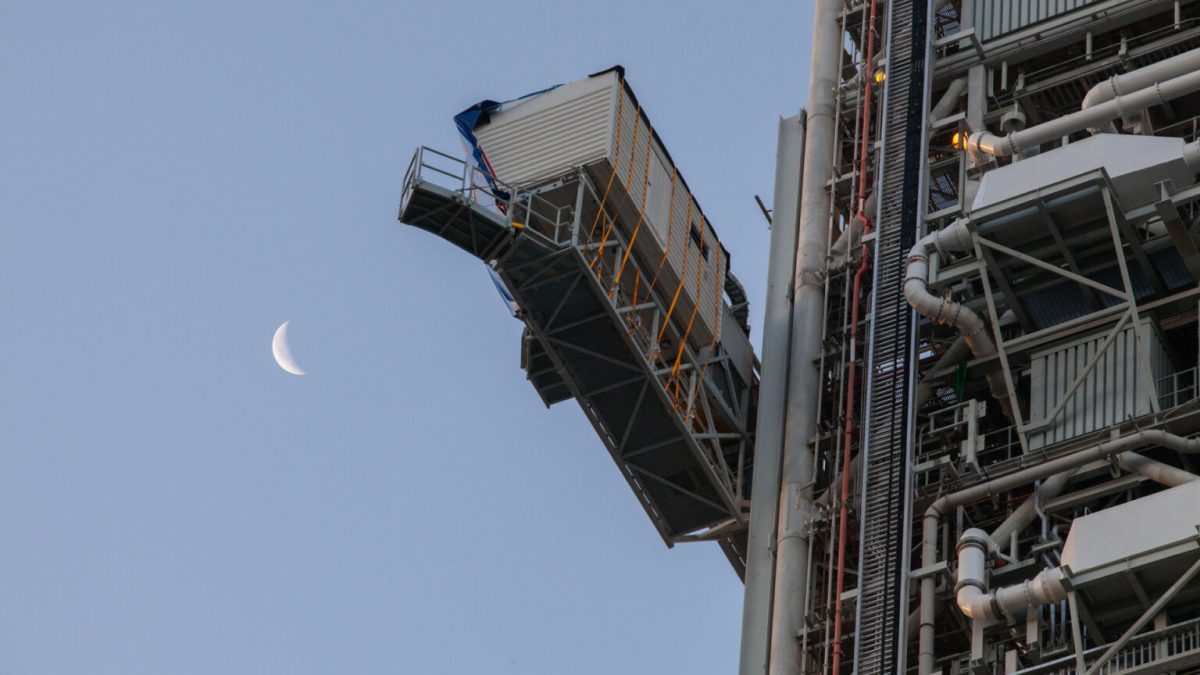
[1017, 615, 1200, 674]
[562, 166, 748, 502]
[507, 185, 577, 247]
[915, 400, 1022, 486]
[401, 146, 581, 248]
[1159, 367, 1199, 410]
[400, 145, 514, 217]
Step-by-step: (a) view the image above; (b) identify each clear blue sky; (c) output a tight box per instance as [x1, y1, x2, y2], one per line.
[2, 2, 812, 673]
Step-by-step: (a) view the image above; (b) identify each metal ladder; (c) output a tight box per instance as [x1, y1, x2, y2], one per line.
[852, 0, 929, 671]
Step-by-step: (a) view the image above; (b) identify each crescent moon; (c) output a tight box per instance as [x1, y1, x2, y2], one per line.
[272, 320, 306, 376]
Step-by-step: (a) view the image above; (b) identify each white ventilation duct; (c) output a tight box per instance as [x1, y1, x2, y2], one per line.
[955, 528, 1068, 621]
[1082, 46, 1200, 132]
[904, 220, 1016, 422]
[918, 430, 1200, 675]
[967, 68, 1200, 159]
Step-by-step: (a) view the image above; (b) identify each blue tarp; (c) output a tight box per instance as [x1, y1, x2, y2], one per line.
[453, 84, 560, 207]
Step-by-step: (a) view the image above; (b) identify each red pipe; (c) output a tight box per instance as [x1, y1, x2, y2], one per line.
[830, 0, 879, 670]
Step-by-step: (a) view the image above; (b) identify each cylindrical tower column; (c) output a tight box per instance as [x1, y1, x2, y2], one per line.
[738, 112, 807, 675]
[769, 0, 842, 670]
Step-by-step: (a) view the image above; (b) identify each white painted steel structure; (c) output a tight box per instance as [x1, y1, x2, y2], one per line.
[744, 0, 1200, 673]
[397, 1, 1200, 673]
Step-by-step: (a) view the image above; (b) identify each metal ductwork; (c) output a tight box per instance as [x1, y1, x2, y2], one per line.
[1082, 46, 1200, 132]
[919, 430, 1200, 674]
[956, 529, 1068, 622]
[967, 68, 1200, 159]
[904, 219, 1016, 423]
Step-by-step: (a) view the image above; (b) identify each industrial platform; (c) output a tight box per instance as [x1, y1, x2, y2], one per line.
[399, 146, 755, 571]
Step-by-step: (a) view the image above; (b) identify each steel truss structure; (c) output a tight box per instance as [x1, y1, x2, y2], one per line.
[752, 0, 1200, 673]
[400, 146, 756, 569]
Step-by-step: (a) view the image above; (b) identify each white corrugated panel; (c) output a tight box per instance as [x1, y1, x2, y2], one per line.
[474, 74, 616, 188]
[1028, 319, 1173, 450]
[472, 71, 726, 347]
[970, 0, 1106, 42]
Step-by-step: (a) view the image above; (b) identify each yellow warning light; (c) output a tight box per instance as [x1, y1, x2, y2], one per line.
[951, 131, 961, 149]
[874, 70, 886, 83]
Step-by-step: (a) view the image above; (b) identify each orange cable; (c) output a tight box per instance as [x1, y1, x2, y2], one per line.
[689, 243, 726, 409]
[649, 168, 678, 293]
[592, 102, 642, 266]
[657, 198, 694, 345]
[669, 207, 709, 401]
[611, 129, 656, 297]
[588, 86, 627, 240]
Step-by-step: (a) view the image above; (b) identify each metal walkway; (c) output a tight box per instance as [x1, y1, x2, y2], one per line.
[853, 0, 930, 671]
[398, 147, 756, 563]
[398, 147, 513, 261]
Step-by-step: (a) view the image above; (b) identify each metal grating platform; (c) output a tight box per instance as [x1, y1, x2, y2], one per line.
[398, 146, 514, 261]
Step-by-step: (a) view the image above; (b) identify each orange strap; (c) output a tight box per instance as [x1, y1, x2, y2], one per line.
[592, 99, 641, 257]
[658, 198, 694, 344]
[588, 86, 627, 240]
[688, 243, 726, 408]
[670, 215, 711, 400]
[648, 168, 678, 293]
[611, 129, 656, 297]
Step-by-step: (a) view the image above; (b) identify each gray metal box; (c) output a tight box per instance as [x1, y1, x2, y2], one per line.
[471, 70, 726, 347]
[1028, 318, 1174, 449]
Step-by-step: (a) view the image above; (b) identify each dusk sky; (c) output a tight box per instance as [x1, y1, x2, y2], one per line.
[2, 2, 812, 673]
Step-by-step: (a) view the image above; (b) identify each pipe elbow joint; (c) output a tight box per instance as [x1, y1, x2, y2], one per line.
[958, 528, 992, 552]
[955, 586, 1000, 621]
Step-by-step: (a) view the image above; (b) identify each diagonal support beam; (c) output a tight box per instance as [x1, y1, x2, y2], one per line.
[1083, 553, 1200, 675]
[616, 380, 651, 454]
[1023, 309, 1132, 433]
[976, 235, 1128, 301]
[547, 337, 645, 373]
[1110, 193, 1168, 296]
[976, 243, 1035, 331]
[1156, 199, 1200, 281]
[628, 465, 732, 515]
[1103, 187, 1161, 414]
[973, 234, 1031, 454]
[1039, 204, 1102, 310]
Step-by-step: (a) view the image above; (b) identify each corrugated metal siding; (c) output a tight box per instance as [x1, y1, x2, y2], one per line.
[475, 72, 726, 348]
[971, 0, 1106, 41]
[475, 78, 614, 188]
[610, 85, 725, 346]
[1028, 319, 1173, 449]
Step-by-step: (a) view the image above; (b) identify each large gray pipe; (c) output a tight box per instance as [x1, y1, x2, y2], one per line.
[968, 67, 1200, 158]
[904, 220, 1016, 422]
[917, 430, 1200, 674]
[738, 112, 806, 675]
[956, 453, 1198, 624]
[769, 0, 842, 670]
[1082, 46, 1200, 132]
[956, 528, 1067, 622]
[930, 77, 967, 122]
[986, 452, 1197, 555]
[989, 470, 1075, 547]
[1118, 453, 1200, 487]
